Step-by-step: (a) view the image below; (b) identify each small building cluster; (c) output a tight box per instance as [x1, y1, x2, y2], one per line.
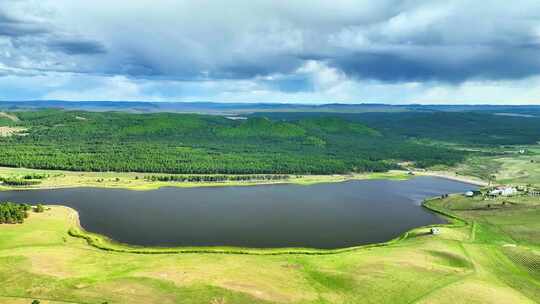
[462, 184, 540, 199]
[488, 186, 517, 197]
[465, 190, 482, 197]
[528, 188, 540, 196]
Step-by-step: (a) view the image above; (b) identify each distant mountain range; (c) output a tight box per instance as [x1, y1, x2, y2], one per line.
[1, 100, 539, 115]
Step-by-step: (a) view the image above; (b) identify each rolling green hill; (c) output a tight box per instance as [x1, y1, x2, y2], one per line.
[250, 111, 540, 146]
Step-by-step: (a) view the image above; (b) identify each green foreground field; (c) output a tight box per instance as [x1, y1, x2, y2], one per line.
[0, 191, 538, 303]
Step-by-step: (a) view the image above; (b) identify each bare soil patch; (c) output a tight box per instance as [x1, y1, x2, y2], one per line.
[0, 112, 20, 122]
[0, 126, 27, 137]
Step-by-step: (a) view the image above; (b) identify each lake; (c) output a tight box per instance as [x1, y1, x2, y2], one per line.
[0, 176, 475, 249]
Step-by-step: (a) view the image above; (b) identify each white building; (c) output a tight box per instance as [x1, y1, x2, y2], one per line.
[501, 187, 517, 196]
[489, 186, 517, 197]
[489, 189, 502, 196]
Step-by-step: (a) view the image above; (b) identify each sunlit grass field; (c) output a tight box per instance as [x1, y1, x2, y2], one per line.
[442, 144, 540, 186]
[495, 154, 540, 186]
[0, 166, 409, 191]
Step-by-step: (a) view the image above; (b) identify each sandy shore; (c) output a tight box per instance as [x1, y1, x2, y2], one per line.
[417, 171, 488, 187]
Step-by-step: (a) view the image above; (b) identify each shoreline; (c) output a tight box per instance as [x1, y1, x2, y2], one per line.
[0, 166, 485, 191]
[0, 169, 412, 191]
[59, 192, 464, 255]
[2, 166, 482, 255]
[415, 171, 488, 186]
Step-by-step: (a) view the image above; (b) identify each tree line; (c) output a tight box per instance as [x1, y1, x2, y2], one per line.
[144, 174, 290, 182]
[0, 177, 42, 186]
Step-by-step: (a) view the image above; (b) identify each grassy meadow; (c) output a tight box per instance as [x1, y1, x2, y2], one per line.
[0, 166, 410, 191]
[427, 144, 540, 187]
[495, 153, 540, 186]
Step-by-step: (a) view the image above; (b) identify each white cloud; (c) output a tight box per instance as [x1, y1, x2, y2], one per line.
[297, 60, 346, 90]
[43, 75, 164, 101]
[1, 70, 539, 105]
[414, 77, 540, 104]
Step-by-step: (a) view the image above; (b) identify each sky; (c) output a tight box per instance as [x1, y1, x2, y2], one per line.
[1, 0, 540, 104]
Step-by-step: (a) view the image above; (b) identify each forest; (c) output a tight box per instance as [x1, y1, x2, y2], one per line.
[250, 111, 540, 146]
[0, 109, 538, 174]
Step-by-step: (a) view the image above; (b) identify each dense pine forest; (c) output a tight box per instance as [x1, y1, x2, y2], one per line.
[0, 109, 538, 174]
[250, 111, 540, 146]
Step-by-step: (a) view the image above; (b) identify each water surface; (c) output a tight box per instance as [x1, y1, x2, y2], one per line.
[0, 176, 475, 249]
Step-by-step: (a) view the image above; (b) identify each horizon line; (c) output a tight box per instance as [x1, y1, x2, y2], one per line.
[2, 100, 540, 107]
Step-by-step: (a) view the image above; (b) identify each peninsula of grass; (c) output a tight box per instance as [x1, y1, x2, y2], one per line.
[66, 218, 411, 256]
[62, 192, 472, 256]
[0, 166, 411, 191]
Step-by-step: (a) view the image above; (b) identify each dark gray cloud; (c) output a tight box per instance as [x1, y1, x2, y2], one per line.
[0, 12, 47, 37]
[48, 39, 107, 55]
[331, 46, 540, 83]
[213, 56, 305, 80]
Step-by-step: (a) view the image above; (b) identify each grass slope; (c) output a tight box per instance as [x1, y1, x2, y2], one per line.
[0, 193, 538, 303]
[450, 145, 540, 186]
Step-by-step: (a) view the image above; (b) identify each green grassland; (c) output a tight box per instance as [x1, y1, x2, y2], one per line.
[0, 190, 538, 303]
[448, 146, 540, 186]
[0, 166, 410, 191]
[495, 154, 540, 186]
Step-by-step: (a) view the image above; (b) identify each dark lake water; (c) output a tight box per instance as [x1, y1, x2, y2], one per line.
[0, 176, 475, 249]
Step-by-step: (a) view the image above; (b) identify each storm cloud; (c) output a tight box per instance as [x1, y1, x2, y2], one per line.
[48, 39, 107, 55]
[0, 0, 539, 103]
[0, 12, 47, 37]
